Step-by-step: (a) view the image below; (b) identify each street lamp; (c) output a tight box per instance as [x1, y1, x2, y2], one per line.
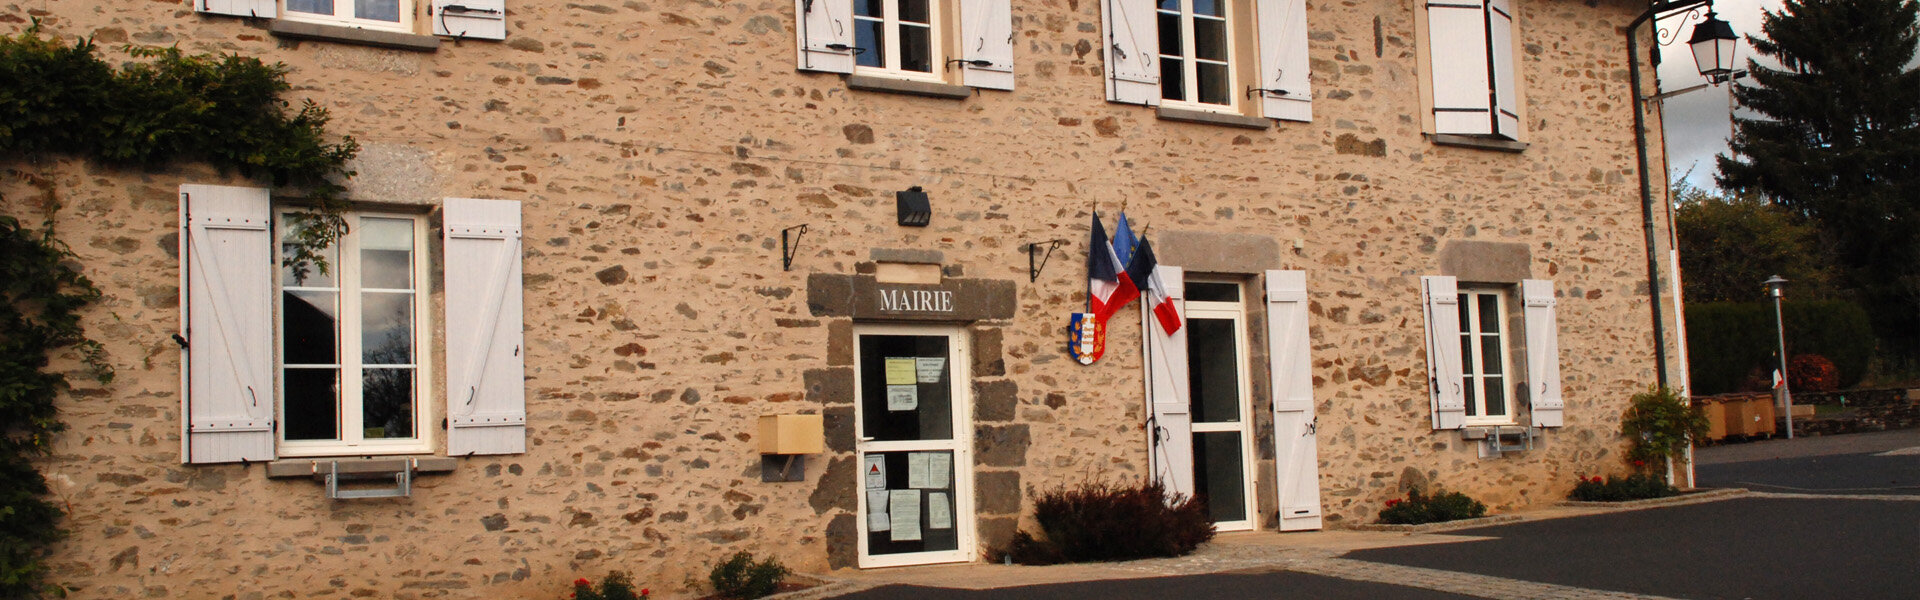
[1627, 0, 1741, 389]
[1766, 275, 1793, 439]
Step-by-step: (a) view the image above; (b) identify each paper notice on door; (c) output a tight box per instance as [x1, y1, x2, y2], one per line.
[928, 492, 953, 530]
[886, 385, 918, 411]
[915, 357, 946, 383]
[888, 490, 922, 541]
[907, 452, 931, 488]
[926, 452, 952, 489]
[864, 454, 887, 490]
[866, 490, 891, 532]
[884, 358, 917, 385]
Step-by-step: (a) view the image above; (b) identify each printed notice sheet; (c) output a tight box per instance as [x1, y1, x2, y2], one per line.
[884, 358, 917, 385]
[915, 357, 946, 383]
[864, 454, 887, 490]
[886, 385, 918, 411]
[928, 492, 953, 530]
[907, 452, 931, 488]
[866, 490, 890, 532]
[888, 490, 923, 542]
[926, 453, 952, 489]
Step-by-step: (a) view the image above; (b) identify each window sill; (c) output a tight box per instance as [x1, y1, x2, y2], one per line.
[269, 20, 441, 52]
[845, 75, 973, 100]
[265, 456, 458, 479]
[1429, 134, 1529, 153]
[1155, 106, 1272, 130]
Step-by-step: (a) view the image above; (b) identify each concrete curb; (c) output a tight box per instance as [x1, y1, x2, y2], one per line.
[1557, 487, 1748, 509]
[759, 576, 874, 600]
[1348, 514, 1525, 533]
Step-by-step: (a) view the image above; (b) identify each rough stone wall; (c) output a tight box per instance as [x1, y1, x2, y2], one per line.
[5, 0, 1671, 597]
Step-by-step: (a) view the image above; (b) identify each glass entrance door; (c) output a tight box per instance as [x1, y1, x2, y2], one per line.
[1185, 281, 1257, 531]
[854, 325, 975, 567]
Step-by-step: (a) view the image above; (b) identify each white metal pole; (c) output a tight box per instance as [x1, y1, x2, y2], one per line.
[1773, 292, 1794, 439]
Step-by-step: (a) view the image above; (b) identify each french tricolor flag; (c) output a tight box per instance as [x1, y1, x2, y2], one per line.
[1088, 212, 1139, 324]
[1133, 239, 1182, 334]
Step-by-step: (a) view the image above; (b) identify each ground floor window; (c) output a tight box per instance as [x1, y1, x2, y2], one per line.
[1458, 288, 1514, 423]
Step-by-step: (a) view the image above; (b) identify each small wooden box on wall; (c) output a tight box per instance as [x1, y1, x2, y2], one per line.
[758, 414, 822, 481]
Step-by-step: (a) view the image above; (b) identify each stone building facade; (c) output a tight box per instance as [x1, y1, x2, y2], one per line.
[5, 0, 1682, 597]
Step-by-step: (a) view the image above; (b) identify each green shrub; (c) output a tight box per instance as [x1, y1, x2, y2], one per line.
[1377, 487, 1487, 525]
[1003, 479, 1214, 565]
[572, 571, 648, 600]
[1621, 386, 1710, 468]
[1569, 473, 1680, 502]
[1684, 300, 1874, 394]
[707, 551, 788, 600]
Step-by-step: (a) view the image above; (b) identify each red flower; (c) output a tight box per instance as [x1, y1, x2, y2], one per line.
[1633, 460, 1646, 467]
[1385, 498, 1402, 507]
[1591, 476, 1603, 483]
[575, 578, 590, 587]
[641, 589, 651, 597]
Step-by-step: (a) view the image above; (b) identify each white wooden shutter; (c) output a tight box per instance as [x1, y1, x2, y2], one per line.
[180, 184, 275, 464]
[796, 0, 856, 74]
[1421, 276, 1466, 430]
[1486, 0, 1519, 137]
[1145, 266, 1193, 499]
[1425, 0, 1493, 135]
[959, 0, 1016, 91]
[1254, 0, 1312, 122]
[1103, 0, 1161, 106]
[1522, 279, 1563, 427]
[1265, 270, 1321, 531]
[432, 0, 508, 41]
[445, 198, 527, 456]
[196, 0, 275, 18]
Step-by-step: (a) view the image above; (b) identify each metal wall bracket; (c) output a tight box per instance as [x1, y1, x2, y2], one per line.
[759, 454, 807, 483]
[781, 224, 809, 272]
[323, 460, 414, 500]
[1023, 239, 1068, 282]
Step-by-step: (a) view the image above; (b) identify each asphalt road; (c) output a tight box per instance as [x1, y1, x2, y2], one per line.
[1695, 427, 1920, 495]
[833, 571, 1483, 600]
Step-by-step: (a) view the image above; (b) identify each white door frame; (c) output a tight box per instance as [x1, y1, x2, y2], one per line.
[1183, 282, 1259, 532]
[852, 323, 977, 568]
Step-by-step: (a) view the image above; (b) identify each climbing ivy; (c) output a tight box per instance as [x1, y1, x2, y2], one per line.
[0, 24, 357, 597]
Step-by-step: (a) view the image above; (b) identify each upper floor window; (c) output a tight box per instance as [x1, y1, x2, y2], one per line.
[1423, 0, 1522, 139]
[1157, 0, 1235, 108]
[796, 0, 1015, 92]
[854, 0, 941, 80]
[284, 0, 414, 33]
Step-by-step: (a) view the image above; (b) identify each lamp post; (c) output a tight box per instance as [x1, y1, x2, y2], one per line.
[1627, 1, 1740, 389]
[1767, 275, 1793, 439]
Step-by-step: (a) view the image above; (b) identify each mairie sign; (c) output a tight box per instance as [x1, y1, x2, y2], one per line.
[877, 288, 954, 313]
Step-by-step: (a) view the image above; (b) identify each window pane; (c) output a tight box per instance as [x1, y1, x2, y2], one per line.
[858, 335, 954, 442]
[898, 0, 929, 24]
[855, 19, 885, 68]
[1194, 18, 1228, 61]
[362, 368, 415, 439]
[280, 214, 337, 287]
[1193, 431, 1246, 523]
[1457, 294, 1471, 332]
[284, 368, 340, 441]
[1196, 61, 1231, 105]
[1480, 336, 1504, 376]
[360, 218, 413, 290]
[1160, 58, 1186, 101]
[900, 24, 933, 73]
[288, 0, 333, 15]
[1484, 376, 1507, 415]
[362, 292, 414, 364]
[863, 451, 960, 556]
[1459, 333, 1475, 374]
[1157, 12, 1184, 58]
[856, 0, 884, 17]
[1187, 318, 1241, 423]
[1193, 0, 1223, 17]
[1186, 282, 1239, 302]
[1158, 0, 1180, 10]
[1479, 294, 1501, 333]
[356, 0, 399, 22]
[283, 291, 339, 365]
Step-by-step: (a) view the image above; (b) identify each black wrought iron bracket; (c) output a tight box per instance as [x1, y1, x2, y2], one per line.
[1023, 239, 1069, 283]
[782, 224, 809, 272]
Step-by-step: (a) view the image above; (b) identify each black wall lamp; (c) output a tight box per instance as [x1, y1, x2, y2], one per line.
[896, 186, 931, 227]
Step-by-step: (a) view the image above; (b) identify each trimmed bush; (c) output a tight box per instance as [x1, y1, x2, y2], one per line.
[1789, 354, 1841, 392]
[1003, 479, 1214, 565]
[1684, 300, 1874, 394]
[572, 572, 648, 600]
[706, 551, 788, 600]
[1377, 486, 1487, 525]
[1569, 473, 1680, 502]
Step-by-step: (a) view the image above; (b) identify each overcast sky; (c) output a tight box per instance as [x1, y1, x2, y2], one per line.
[1654, 0, 1783, 192]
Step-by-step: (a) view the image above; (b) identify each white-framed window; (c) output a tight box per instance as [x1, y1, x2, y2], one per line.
[1157, 0, 1236, 108]
[284, 0, 414, 33]
[276, 210, 432, 456]
[1422, 0, 1521, 139]
[853, 0, 942, 81]
[1457, 288, 1514, 423]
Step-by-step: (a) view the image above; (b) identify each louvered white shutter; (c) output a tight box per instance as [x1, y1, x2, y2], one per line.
[180, 184, 276, 464]
[1426, 0, 1493, 135]
[1145, 266, 1193, 499]
[1486, 0, 1519, 137]
[1103, 0, 1161, 106]
[959, 0, 1016, 90]
[796, 0, 856, 74]
[432, 0, 507, 41]
[1522, 279, 1563, 427]
[1265, 270, 1321, 531]
[1254, 0, 1312, 122]
[445, 198, 527, 456]
[1421, 276, 1466, 430]
[196, 0, 276, 18]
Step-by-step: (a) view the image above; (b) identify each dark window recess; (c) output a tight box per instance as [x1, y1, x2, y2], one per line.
[1185, 282, 1241, 303]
